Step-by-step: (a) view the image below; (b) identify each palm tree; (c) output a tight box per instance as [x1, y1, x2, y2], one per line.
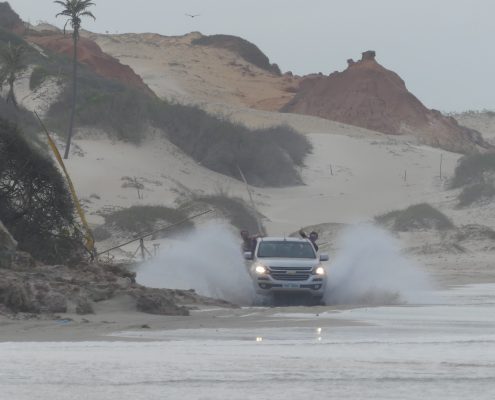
[0, 42, 26, 108]
[55, 0, 95, 159]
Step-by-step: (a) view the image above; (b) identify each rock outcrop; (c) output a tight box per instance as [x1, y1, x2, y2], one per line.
[0, 240, 233, 316]
[0, 259, 191, 316]
[281, 51, 491, 154]
[27, 34, 152, 93]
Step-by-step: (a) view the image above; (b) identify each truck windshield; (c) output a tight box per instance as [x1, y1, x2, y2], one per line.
[257, 241, 316, 259]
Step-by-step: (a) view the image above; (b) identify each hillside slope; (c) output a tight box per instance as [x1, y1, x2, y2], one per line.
[0, 2, 23, 34]
[83, 31, 299, 111]
[27, 33, 151, 93]
[281, 51, 490, 154]
[86, 31, 490, 155]
[452, 111, 495, 145]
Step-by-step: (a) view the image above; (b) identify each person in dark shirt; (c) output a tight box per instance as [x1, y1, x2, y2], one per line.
[240, 230, 258, 254]
[299, 229, 319, 252]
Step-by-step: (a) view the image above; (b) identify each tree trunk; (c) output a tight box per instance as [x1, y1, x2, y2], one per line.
[7, 78, 17, 108]
[64, 33, 78, 159]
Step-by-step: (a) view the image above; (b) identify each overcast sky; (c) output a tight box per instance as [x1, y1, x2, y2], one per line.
[9, 0, 495, 111]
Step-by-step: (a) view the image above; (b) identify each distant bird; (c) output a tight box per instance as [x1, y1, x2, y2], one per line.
[185, 13, 201, 18]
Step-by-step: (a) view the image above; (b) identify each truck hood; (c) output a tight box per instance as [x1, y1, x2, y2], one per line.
[256, 258, 320, 268]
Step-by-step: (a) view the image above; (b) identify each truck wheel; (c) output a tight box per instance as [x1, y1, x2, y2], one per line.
[309, 296, 325, 306]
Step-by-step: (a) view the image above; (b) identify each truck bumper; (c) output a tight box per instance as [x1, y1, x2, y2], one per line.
[254, 278, 326, 297]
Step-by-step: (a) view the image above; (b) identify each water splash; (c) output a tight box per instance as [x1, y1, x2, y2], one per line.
[136, 223, 255, 305]
[324, 224, 434, 305]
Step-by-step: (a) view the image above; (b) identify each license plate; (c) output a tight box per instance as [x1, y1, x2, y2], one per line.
[283, 283, 300, 289]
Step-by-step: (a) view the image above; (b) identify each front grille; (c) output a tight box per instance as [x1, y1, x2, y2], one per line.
[269, 266, 312, 282]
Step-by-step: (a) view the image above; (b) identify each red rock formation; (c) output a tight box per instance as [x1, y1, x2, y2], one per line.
[282, 51, 490, 154]
[28, 34, 152, 93]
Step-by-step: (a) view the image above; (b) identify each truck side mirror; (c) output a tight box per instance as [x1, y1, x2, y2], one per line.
[319, 254, 329, 262]
[244, 252, 254, 260]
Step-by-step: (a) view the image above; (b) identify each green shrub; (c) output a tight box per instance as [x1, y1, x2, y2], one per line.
[92, 225, 111, 241]
[188, 195, 265, 234]
[458, 182, 495, 207]
[104, 206, 192, 235]
[192, 34, 281, 75]
[376, 203, 454, 231]
[0, 3, 22, 33]
[0, 118, 84, 264]
[47, 76, 311, 187]
[0, 97, 40, 137]
[153, 101, 310, 186]
[454, 224, 495, 242]
[29, 66, 50, 91]
[451, 154, 495, 188]
[0, 27, 49, 65]
[46, 73, 147, 142]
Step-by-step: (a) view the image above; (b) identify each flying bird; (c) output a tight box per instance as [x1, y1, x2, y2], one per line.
[185, 13, 201, 18]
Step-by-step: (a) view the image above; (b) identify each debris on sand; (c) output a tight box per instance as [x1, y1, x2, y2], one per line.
[0, 222, 232, 317]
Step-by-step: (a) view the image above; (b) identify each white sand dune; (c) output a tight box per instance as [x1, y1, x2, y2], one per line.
[83, 31, 297, 111]
[11, 35, 494, 285]
[59, 124, 460, 236]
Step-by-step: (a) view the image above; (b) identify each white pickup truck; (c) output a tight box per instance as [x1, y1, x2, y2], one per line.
[244, 236, 328, 304]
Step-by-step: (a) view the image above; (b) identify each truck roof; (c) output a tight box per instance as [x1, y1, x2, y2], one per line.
[258, 236, 309, 243]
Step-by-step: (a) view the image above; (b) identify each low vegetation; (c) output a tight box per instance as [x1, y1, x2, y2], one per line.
[0, 40, 26, 107]
[454, 224, 495, 242]
[0, 118, 84, 264]
[450, 153, 495, 188]
[46, 73, 310, 187]
[451, 109, 495, 118]
[0, 3, 22, 32]
[0, 28, 54, 143]
[376, 203, 454, 232]
[103, 205, 193, 235]
[192, 34, 281, 75]
[0, 98, 39, 138]
[92, 225, 111, 242]
[29, 65, 51, 90]
[185, 194, 265, 235]
[457, 182, 495, 207]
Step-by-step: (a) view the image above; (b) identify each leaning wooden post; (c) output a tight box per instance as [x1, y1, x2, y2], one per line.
[140, 238, 146, 261]
[440, 154, 443, 179]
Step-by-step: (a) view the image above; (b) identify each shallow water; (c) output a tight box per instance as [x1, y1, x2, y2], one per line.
[1, 284, 495, 400]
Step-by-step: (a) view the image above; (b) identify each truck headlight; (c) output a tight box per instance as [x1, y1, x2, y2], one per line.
[255, 265, 267, 275]
[315, 266, 325, 276]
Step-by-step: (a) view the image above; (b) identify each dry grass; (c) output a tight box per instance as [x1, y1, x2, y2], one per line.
[376, 203, 454, 232]
[458, 182, 495, 207]
[451, 153, 495, 188]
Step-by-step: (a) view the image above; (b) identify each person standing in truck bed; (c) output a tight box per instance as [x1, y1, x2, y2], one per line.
[299, 229, 319, 252]
[240, 230, 258, 254]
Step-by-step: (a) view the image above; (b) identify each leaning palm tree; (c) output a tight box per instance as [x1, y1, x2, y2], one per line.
[0, 42, 26, 108]
[55, 0, 95, 159]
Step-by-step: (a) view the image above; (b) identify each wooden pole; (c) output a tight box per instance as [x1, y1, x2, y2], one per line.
[97, 209, 213, 256]
[440, 154, 443, 179]
[237, 165, 264, 235]
[140, 238, 145, 261]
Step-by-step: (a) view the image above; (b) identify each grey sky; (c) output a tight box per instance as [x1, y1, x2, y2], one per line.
[9, 0, 495, 111]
